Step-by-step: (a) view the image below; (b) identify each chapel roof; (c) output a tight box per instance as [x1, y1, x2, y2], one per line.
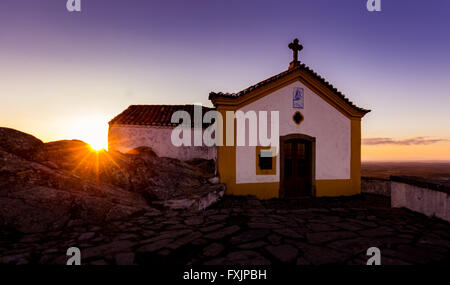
[209, 38, 370, 116]
[109, 105, 215, 127]
[209, 63, 370, 114]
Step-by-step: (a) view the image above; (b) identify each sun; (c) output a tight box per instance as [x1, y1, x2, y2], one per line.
[68, 114, 109, 151]
[88, 137, 107, 151]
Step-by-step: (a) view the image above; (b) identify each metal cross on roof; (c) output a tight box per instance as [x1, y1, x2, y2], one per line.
[288, 38, 303, 69]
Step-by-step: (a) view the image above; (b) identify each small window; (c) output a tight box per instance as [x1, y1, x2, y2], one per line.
[259, 150, 273, 170]
[256, 146, 277, 175]
[293, 111, 304, 125]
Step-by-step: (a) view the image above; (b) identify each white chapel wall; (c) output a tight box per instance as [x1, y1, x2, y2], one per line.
[235, 80, 351, 184]
[109, 125, 217, 161]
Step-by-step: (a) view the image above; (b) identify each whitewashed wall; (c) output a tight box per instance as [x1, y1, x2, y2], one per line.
[109, 125, 217, 161]
[392, 182, 450, 222]
[236, 81, 351, 184]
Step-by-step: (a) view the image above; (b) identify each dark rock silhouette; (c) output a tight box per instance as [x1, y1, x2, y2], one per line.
[0, 127, 43, 159]
[0, 127, 224, 234]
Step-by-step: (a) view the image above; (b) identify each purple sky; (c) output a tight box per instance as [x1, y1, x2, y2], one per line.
[0, 0, 449, 160]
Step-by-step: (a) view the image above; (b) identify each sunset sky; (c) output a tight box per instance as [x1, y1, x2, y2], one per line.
[0, 0, 449, 160]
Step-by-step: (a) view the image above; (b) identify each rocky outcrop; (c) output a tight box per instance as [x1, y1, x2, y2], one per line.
[0, 127, 225, 234]
[0, 149, 149, 233]
[31, 139, 218, 202]
[159, 184, 225, 211]
[0, 127, 43, 159]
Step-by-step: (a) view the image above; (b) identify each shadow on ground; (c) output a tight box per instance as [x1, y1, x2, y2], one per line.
[0, 194, 449, 265]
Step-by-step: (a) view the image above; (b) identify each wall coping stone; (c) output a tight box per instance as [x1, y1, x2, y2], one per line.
[361, 176, 390, 182]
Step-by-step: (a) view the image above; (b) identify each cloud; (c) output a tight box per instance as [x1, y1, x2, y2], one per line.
[362, 137, 449, 146]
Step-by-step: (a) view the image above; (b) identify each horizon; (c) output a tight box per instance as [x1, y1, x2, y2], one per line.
[1, 0, 449, 160]
[362, 160, 450, 163]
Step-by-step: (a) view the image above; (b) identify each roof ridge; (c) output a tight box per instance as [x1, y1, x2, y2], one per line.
[209, 64, 370, 114]
[109, 104, 215, 126]
[128, 104, 213, 107]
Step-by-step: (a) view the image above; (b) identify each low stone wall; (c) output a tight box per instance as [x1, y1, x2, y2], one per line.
[391, 176, 450, 223]
[361, 177, 391, 197]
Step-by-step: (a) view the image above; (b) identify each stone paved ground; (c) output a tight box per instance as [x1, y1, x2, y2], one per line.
[1, 194, 449, 265]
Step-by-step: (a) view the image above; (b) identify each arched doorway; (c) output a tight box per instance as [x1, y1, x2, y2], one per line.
[279, 134, 316, 198]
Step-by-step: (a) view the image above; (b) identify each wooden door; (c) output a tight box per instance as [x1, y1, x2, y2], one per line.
[282, 139, 312, 197]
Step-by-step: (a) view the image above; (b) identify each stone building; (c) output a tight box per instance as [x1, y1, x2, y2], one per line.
[108, 105, 216, 161]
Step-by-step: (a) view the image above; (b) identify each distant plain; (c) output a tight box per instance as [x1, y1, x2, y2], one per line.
[362, 161, 450, 186]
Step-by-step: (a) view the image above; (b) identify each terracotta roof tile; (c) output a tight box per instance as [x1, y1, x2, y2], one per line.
[209, 64, 370, 114]
[109, 105, 215, 127]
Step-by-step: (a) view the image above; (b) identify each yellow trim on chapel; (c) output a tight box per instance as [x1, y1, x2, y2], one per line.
[214, 69, 366, 199]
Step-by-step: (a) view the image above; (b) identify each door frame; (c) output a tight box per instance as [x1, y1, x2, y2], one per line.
[279, 134, 316, 198]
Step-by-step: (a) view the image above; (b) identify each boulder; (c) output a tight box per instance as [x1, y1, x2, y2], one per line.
[160, 184, 226, 211]
[32, 139, 92, 169]
[0, 149, 150, 233]
[0, 127, 43, 159]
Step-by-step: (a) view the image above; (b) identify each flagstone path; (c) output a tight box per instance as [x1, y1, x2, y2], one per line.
[1, 194, 449, 265]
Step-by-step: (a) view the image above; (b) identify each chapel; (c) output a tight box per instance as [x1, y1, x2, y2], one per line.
[109, 39, 370, 198]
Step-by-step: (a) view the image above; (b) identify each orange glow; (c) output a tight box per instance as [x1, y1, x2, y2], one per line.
[362, 141, 450, 161]
[62, 142, 127, 186]
[65, 114, 109, 151]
